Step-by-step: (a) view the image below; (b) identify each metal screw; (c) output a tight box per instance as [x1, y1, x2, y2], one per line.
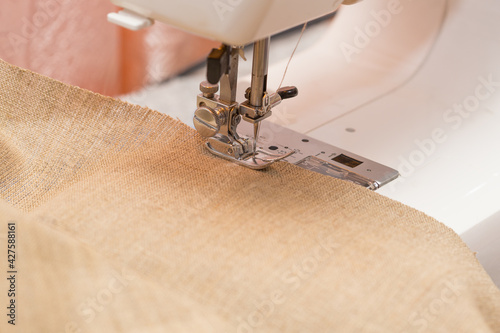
[193, 106, 220, 138]
[200, 81, 219, 98]
[232, 115, 241, 126]
[245, 87, 252, 100]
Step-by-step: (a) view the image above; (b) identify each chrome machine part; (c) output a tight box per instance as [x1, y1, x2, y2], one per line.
[193, 105, 226, 138]
[249, 38, 269, 108]
[193, 40, 397, 188]
[240, 121, 399, 190]
[193, 40, 297, 169]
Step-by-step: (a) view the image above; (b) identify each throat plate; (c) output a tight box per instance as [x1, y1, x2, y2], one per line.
[240, 121, 399, 190]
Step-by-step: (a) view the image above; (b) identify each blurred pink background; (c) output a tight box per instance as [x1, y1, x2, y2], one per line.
[0, 0, 218, 96]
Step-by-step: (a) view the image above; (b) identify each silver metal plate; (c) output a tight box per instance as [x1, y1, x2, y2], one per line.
[240, 121, 399, 190]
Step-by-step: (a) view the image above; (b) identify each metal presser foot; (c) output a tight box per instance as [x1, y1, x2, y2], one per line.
[193, 39, 298, 169]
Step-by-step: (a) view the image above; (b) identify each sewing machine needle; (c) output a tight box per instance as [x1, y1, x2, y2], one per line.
[253, 122, 260, 156]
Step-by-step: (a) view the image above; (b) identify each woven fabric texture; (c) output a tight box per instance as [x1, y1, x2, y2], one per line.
[0, 59, 499, 332]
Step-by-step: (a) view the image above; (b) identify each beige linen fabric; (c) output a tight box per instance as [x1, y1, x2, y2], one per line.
[0, 58, 499, 332]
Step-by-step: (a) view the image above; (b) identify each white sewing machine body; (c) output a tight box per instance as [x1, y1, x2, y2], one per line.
[109, 0, 345, 45]
[109, 0, 500, 284]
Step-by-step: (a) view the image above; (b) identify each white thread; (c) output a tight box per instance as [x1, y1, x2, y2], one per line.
[277, 23, 308, 91]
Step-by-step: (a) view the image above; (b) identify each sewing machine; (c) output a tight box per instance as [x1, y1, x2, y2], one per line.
[108, 0, 500, 285]
[107, 0, 399, 190]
